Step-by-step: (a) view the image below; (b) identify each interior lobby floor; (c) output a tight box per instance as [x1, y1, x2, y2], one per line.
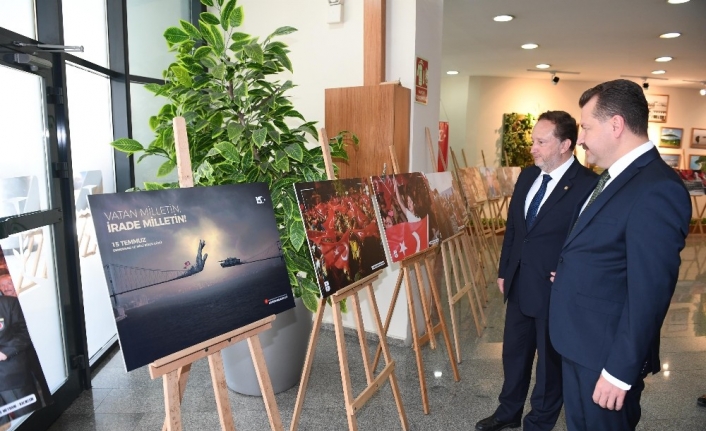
[46, 236, 706, 431]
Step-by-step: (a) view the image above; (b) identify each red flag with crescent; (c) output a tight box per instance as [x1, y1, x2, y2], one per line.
[320, 231, 351, 271]
[384, 217, 429, 262]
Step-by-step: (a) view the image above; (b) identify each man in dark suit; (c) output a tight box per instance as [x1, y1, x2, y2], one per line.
[476, 111, 597, 431]
[549, 79, 691, 431]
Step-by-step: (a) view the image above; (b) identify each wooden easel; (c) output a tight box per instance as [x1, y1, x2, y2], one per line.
[692, 195, 706, 234]
[150, 117, 284, 431]
[369, 146, 461, 415]
[289, 129, 408, 431]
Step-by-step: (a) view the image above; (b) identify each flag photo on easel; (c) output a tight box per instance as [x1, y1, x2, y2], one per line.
[480, 167, 502, 200]
[371, 173, 441, 262]
[424, 172, 468, 237]
[88, 183, 294, 371]
[468, 167, 489, 202]
[0, 248, 53, 427]
[497, 167, 516, 197]
[294, 178, 388, 297]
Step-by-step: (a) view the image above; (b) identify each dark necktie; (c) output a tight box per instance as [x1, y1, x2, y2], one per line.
[526, 174, 552, 228]
[571, 170, 611, 233]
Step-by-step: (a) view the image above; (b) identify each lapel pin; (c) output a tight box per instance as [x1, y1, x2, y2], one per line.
[564, 186, 569, 190]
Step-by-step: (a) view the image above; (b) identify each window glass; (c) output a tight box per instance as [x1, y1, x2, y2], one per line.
[126, 0, 191, 78]
[62, 0, 109, 67]
[0, 1, 36, 39]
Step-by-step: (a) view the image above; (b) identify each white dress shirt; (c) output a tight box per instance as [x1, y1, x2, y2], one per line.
[524, 155, 576, 217]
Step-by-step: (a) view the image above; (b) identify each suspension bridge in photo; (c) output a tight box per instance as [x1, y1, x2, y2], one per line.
[104, 240, 283, 299]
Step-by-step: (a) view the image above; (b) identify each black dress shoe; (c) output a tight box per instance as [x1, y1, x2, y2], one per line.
[475, 414, 521, 431]
[698, 395, 706, 407]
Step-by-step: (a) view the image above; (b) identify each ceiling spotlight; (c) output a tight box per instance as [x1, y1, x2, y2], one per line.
[551, 74, 560, 85]
[667, 0, 690, 4]
[655, 56, 673, 62]
[660, 32, 681, 38]
[493, 15, 514, 22]
[521, 43, 538, 50]
[446, 70, 459, 75]
[536, 63, 551, 69]
[700, 89, 706, 96]
[684, 79, 706, 96]
[652, 70, 666, 75]
[643, 81, 650, 90]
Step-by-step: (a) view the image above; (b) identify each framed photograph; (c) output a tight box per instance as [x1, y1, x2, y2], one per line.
[660, 153, 680, 169]
[645, 94, 669, 123]
[691, 128, 706, 149]
[659, 127, 683, 149]
[689, 154, 706, 171]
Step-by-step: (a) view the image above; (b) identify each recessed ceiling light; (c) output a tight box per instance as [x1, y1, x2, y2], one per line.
[493, 15, 514, 22]
[652, 70, 667, 74]
[667, 0, 690, 4]
[700, 89, 706, 96]
[446, 70, 459, 75]
[655, 56, 673, 62]
[660, 32, 681, 38]
[536, 64, 551, 69]
[521, 43, 538, 50]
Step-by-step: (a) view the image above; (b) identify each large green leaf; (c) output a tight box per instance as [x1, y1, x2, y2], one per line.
[164, 27, 190, 45]
[179, 20, 201, 39]
[269, 26, 297, 38]
[289, 220, 306, 251]
[301, 290, 319, 313]
[200, 0, 214, 6]
[200, 12, 220, 25]
[193, 46, 212, 60]
[252, 128, 267, 148]
[144, 83, 162, 94]
[212, 63, 226, 80]
[111, 138, 144, 154]
[194, 160, 215, 183]
[284, 143, 304, 162]
[243, 43, 264, 64]
[157, 159, 176, 177]
[148, 116, 159, 131]
[234, 82, 248, 98]
[170, 65, 193, 88]
[230, 6, 244, 27]
[144, 182, 165, 191]
[214, 141, 240, 163]
[220, 0, 236, 30]
[200, 56, 217, 69]
[209, 23, 225, 55]
[227, 122, 245, 141]
[231, 32, 250, 42]
[275, 52, 293, 72]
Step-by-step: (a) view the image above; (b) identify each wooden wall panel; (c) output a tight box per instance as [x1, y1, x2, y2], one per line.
[325, 84, 410, 179]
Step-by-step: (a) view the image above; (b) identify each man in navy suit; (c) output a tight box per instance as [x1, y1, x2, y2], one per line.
[476, 111, 597, 431]
[549, 79, 691, 431]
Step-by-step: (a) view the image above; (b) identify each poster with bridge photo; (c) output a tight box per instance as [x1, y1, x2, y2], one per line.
[294, 178, 387, 297]
[371, 173, 440, 263]
[424, 172, 468, 238]
[88, 184, 294, 371]
[0, 248, 53, 427]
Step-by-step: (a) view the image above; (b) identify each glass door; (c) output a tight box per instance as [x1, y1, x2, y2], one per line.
[0, 32, 86, 430]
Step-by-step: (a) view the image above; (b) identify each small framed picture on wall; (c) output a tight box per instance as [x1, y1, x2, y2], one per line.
[659, 127, 683, 149]
[645, 94, 669, 123]
[691, 128, 706, 149]
[660, 153, 681, 169]
[688, 154, 706, 171]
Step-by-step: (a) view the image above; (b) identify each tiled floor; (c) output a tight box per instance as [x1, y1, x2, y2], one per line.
[47, 237, 706, 430]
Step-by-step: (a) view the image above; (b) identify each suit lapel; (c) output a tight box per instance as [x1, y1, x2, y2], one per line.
[563, 147, 660, 247]
[527, 160, 580, 233]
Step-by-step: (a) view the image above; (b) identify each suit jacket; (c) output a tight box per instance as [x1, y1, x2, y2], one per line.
[499, 159, 597, 318]
[0, 295, 33, 391]
[549, 147, 691, 385]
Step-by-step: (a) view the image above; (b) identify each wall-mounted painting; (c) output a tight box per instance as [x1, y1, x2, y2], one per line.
[689, 154, 706, 171]
[660, 153, 681, 169]
[646, 94, 669, 123]
[690, 128, 706, 150]
[659, 127, 683, 149]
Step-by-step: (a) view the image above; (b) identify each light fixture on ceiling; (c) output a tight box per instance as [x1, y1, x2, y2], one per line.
[652, 70, 667, 75]
[659, 32, 681, 39]
[521, 43, 538, 50]
[683, 79, 706, 96]
[620, 75, 668, 91]
[536, 63, 551, 69]
[446, 70, 459, 75]
[655, 56, 673, 62]
[527, 69, 580, 85]
[667, 0, 690, 4]
[493, 14, 514, 22]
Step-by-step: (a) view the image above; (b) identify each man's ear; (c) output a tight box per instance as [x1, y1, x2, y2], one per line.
[559, 138, 572, 154]
[611, 115, 626, 138]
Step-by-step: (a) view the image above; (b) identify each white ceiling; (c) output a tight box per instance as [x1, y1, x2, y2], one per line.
[442, 0, 706, 89]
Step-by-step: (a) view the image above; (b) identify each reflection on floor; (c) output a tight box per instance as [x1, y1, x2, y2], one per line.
[48, 237, 706, 431]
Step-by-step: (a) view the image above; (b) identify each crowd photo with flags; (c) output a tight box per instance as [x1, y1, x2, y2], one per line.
[295, 178, 388, 297]
[371, 173, 441, 262]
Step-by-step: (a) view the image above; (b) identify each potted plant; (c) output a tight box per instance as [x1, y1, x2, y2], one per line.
[110, 0, 354, 394]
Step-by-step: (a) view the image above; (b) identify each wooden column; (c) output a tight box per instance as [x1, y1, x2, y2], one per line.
[364, 0, 386, 85]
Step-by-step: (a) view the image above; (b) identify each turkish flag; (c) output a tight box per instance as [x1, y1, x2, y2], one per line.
[438, 122, 449, 172]
[320, 231, 351, 271]
[384, 217, 429, 262]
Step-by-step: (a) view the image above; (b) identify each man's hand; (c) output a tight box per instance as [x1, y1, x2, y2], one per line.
[497, 278, 504, 294]
[550, 271, 556, 282]
[593, 374, 627, 411]
[0, 352, 7, 361]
